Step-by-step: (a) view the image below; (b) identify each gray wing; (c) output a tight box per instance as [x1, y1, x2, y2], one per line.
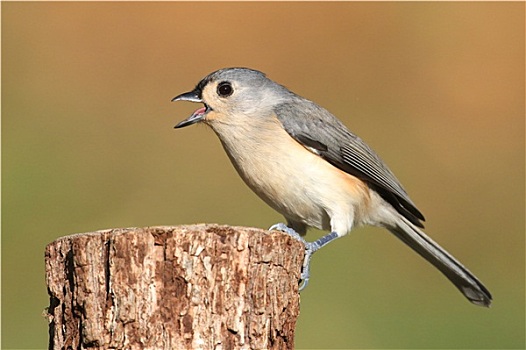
[274, 99, 425, 227]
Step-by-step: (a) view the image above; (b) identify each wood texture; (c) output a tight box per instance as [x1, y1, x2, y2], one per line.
[45, 224, 304, 350]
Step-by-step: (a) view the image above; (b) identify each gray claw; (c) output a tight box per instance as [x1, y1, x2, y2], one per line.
[269, 223, 306, 243]
[299, 277, 309, 291]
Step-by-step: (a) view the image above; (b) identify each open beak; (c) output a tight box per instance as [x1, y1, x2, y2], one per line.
[172, 89, 208, 128]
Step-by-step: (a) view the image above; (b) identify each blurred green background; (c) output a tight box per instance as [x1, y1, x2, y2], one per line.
[2, 2, 524, 349]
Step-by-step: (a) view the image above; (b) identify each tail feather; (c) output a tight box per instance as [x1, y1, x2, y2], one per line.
[388, 216, 492, 307]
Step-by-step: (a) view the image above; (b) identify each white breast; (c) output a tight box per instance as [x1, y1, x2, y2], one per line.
[208, 116, 374, 235]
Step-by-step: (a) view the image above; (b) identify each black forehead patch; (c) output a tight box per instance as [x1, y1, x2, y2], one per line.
[193, 76, 212, 99]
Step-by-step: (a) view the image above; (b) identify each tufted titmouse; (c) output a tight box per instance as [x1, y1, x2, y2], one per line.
[172, 67, 491, 307]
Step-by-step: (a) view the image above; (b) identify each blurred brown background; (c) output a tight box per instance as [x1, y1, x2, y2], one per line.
[2, 2, 524, 349]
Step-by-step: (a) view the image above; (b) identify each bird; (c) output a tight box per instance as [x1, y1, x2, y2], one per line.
[172, 67, 492, 307]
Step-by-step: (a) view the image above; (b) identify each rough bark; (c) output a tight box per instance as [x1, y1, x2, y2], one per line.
[45, 224, 303, 350]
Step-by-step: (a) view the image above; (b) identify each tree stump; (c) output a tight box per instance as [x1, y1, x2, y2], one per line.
[45, 224, 304, 350]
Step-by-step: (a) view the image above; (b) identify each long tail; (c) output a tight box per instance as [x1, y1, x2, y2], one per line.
[388, 216, 492, 307]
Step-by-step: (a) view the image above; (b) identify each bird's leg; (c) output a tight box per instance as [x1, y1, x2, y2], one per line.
[269, 223, 339, 291]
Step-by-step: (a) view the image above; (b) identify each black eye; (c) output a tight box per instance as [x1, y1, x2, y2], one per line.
[217, 81, 233, 97]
